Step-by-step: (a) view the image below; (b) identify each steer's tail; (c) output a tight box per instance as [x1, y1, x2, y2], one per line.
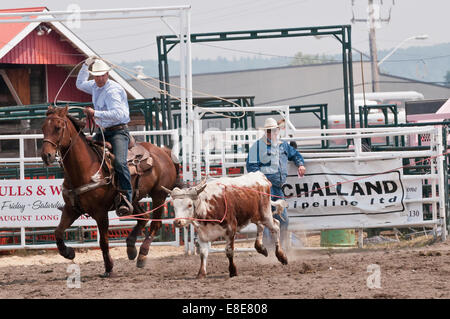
[271, 199, 288, 221]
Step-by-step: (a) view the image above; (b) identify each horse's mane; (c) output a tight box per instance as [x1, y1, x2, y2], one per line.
[46, 107, 86, 133]
[67, 114, 86, 133]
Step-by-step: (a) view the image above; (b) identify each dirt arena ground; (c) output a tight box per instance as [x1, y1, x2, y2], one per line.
[0, 236, 449, 299]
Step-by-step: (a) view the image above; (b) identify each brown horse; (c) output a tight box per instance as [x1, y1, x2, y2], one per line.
[41, 106, 179, 277]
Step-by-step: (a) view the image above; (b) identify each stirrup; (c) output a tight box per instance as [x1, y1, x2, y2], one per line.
[116, 197, 134, 217]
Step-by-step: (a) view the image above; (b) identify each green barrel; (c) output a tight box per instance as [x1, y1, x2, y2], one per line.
[320, 229, 357, 247]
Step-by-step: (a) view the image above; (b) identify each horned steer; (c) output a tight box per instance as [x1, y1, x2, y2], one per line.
[161, 171, 288, 279]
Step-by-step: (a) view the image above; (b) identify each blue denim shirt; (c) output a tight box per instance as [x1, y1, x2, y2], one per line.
[76, 64, 130, 128]
[246, 138, 304, 188]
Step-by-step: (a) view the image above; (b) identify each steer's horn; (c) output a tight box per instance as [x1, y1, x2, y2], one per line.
[195, 178, 208, 194]
[160, 185, 172, 194]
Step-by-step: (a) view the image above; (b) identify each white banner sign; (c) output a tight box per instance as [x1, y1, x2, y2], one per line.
[282, 159, 423, 230]
[0, 179, 128, 227]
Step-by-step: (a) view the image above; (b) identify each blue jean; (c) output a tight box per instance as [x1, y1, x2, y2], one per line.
[263, 185, 288, 248]
[95, 129, 133, 202]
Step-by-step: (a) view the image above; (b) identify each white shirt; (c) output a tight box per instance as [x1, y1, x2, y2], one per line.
[76, 64, 130, 128]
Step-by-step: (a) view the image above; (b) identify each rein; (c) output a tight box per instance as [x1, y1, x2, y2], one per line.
[43, 113, 112, 211]
[86, 112, 96, 136]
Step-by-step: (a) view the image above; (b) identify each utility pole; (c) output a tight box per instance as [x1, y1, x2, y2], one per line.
[368, 0, 379, 92]
[351, 0, 394, 92]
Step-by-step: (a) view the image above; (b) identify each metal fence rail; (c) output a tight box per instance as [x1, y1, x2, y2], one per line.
[200, 125, 447, 254]
[0, 129, 181, 250]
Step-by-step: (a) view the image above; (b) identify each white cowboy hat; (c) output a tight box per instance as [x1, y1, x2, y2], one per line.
[258, 117, 279, 130]
[89, 59, 111, 76]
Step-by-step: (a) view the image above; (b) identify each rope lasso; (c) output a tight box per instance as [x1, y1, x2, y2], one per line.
[51, 58, 448, 223]
[109, 185, 229, 224]
[50, 57, 235, 223]
[103, 58, 247, 120]
[222, 149, 450, 201]
[53, 57, 248, 123]
[51, 57, 109, 181]
[103, 147, 449, 225]
[53, 60, 86, 105]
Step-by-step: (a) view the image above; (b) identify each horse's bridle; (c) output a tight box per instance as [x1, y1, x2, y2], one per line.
[42, 115, 79, 164]
[42, 116, 69, 150]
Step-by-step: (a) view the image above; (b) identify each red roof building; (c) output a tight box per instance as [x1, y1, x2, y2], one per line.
[0, 6, 142, 106]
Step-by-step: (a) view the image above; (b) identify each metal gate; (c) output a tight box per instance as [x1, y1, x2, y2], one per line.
[193, 109, 448, 252]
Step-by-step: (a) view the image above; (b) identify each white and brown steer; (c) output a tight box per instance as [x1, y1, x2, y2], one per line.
[161, 171, 288, 279]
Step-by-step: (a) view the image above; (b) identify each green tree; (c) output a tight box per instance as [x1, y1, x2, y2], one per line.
[290, 51, 335, 66]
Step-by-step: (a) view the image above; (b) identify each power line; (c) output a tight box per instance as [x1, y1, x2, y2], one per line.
[194, 43, 337, 63]
[0, 38, 156, 57]
[380, 54, 450, 63]
[195, 42, 449, 64]
[99, 42, 156, 55]
[191, 0, 306, 29]
[70, 20, 157, 34]
[81, 29, 158, 42]
[257, 80, 449, 105]
[195, 43, 293, 59]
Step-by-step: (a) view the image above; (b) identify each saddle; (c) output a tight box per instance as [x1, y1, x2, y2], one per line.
[91, 136, 153, 177]
[87, 138, 153, 215]
[126, 144, 153, 176]
[61, 126, 153, 216]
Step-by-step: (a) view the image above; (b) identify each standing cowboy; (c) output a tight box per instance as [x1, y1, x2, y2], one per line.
[246, 117, 306, 249]
[76, 57, 133, 216]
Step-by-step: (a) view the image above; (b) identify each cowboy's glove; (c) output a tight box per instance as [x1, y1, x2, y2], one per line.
[85, 56, 96, 67]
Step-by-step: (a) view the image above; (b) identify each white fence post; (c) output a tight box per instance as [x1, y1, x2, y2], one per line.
[436, 127, 447, 240]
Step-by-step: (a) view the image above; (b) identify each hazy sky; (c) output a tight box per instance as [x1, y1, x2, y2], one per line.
[5, 0, 450, 63]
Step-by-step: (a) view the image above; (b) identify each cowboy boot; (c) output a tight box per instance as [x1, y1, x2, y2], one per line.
[116, 193, 134, 216]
